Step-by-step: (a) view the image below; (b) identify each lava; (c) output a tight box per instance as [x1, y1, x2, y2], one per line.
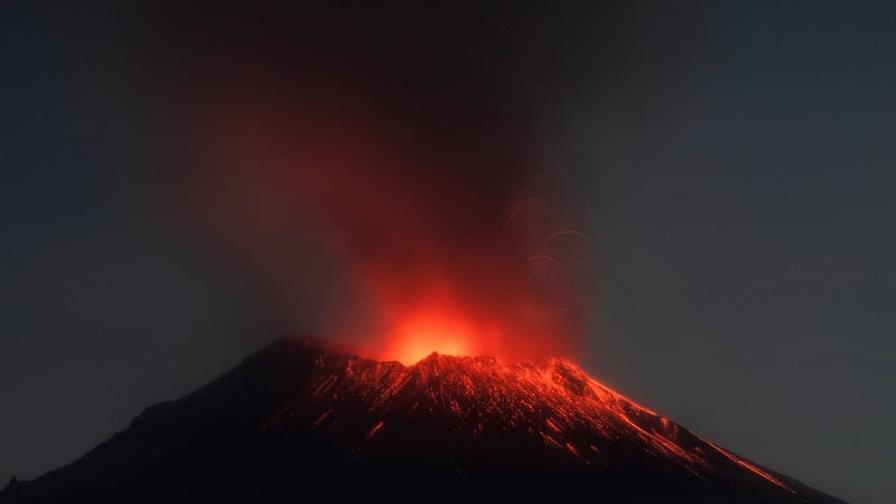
[9, 335, 841, 502]
[264, 336, 796, 495]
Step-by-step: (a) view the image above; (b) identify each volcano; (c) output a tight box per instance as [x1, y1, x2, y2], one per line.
[2, 336, 843, 503]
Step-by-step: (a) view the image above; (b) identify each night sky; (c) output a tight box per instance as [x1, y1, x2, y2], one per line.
[3, 3, 895, 503]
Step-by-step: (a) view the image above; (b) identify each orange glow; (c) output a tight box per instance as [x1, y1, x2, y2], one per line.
[382, 312, 475, 364]
[279, 338, 795, 495]
[701, 438, 793, 492]
[178, 55, 587, 365]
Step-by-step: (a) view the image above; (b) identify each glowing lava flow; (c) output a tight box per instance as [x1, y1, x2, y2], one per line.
[263, 336, 796, 497]
[9, 335, 835, 502]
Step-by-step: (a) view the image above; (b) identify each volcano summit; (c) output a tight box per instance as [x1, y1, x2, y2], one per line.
[2, 336, 843, 503]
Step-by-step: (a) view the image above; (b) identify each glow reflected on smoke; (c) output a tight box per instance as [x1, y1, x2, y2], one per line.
[384, 311, 475, 365]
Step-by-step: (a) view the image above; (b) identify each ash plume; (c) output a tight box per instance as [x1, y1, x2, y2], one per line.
[159, 5, 601, 361]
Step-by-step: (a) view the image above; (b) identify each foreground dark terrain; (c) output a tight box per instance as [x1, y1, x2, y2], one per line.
[2, 336, 845, 503]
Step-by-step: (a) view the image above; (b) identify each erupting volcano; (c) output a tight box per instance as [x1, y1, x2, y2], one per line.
[2, 336, 844, 503]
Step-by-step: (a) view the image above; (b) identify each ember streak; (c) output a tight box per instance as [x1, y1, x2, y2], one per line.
[1, 337, 844, 502]
[297, 339, 790, 493]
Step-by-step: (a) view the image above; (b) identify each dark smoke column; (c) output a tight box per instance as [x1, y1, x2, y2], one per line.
[169, 6, 594, 362]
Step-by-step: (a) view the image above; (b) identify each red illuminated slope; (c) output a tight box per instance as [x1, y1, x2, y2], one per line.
[2, 336, 845, 503]
[298, 350, 788, 490]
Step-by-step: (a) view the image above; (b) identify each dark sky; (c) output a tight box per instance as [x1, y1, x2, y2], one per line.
[2, 3, 894, 503]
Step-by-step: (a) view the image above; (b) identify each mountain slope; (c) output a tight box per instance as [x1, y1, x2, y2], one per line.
[1, 336, 845, 503]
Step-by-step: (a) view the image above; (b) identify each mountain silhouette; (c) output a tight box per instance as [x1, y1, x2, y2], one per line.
[1, 336, 845, 503]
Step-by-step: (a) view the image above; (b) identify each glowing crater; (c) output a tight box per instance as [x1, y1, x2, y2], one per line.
[384, 313, 475, 365]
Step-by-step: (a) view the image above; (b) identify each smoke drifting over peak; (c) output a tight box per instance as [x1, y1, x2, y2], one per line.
[163, 6, 598, 362]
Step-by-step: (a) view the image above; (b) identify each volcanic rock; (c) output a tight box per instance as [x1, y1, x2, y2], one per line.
[0, 336, 846, 503]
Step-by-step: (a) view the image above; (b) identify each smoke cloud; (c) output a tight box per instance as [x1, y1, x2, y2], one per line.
[165, 6, 594, 362]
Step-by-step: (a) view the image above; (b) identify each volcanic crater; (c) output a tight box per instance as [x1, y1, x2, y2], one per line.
[1, 336, 845, 503]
